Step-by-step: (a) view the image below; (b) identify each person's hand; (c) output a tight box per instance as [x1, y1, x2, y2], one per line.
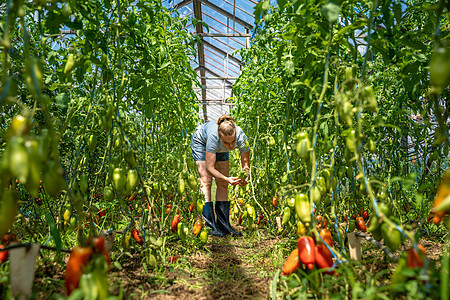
[228, 177, 241, 186]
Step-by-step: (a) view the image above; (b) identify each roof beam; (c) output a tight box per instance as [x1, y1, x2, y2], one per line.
[195, 66, 234, 86]
[194, 85, 233, 89]
[193, 0, 208, 122]
[172, 0, 193, 10]
[201, 76, 238, 80]
[199, 0, 254, 30]
[196, 33, 251, 37]
[202, 39, 242, 65]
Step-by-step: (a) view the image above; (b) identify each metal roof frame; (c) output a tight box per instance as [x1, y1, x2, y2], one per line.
[167, 0, 255, 122]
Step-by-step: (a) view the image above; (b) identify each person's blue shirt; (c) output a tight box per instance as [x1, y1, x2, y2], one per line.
[193, 121, 249, 154]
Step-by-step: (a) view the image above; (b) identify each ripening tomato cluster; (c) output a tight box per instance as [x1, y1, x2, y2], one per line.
[281, 232, 335, 276]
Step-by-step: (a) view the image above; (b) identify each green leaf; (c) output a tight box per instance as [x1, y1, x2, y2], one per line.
[158, 61, 171, 70]
[277, 0, 287, 11]
[45, 212, 61, 256]
[55, 93, 70, 113]
[321, 2, 340, 23]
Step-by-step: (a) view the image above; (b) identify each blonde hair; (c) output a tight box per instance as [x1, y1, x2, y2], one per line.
[217, 114, 236, 137]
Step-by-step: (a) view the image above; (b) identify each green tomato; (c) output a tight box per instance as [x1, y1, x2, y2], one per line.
[310, 186, 322, 204]
[200, 229, 208, 244]
[430, 46, 450, 94]
[112, 168, 126, 194]
[88, 134, 97, 153]
[125, 169, 139, 194]
[282, 207, 291, 226]
[346, 130, 357, 153]
[381, 223, 402, 251]
[178, 177, 186, 194]
[296, 134, 311, 160]
[197, 199, 204, 214]
[79, 174, 88, 194]
[103, 186, 114, 202]
[188, 174, 198, 189]
[295, 193, 311, 224]
[286, 197, 295, 209]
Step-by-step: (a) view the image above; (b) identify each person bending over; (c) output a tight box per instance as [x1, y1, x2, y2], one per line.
[190, 114, 250, 236]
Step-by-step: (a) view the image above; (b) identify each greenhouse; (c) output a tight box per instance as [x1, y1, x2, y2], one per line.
[0, 0, 449, 299]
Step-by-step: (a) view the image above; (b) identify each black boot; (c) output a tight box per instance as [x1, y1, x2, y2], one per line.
[202, 202, 225, 237]
[215, 201, 242, 237]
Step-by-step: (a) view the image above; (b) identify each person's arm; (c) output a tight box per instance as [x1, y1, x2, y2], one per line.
[205, 151, 240, 185]
[239, 151, 250, 186]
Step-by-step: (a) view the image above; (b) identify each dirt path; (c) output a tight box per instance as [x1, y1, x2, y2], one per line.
[110, 230, 282, 299]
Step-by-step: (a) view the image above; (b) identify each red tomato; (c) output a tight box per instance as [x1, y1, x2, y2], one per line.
[167, 255, 180, 263]
[171, 215, 181, 233]
[272, 196, 278, 207]
[192, 220, 203, 236]
[0, 245, 8, 263]
[128, 192, 138, 202]
[131, 228, 144, 245]
[356, 216, 367, 232]
[297, 236, 315, 270]
[281, 248, 300, 276]
[88, 236, 106, 254]
[363, 210, 369, 220]
[315, 244, 334, 274]
[257, 215, 264, 225]
[65, 246, 92, 295]
[407, 247, 424, 268]
[166, 204, 172, 215]
[319, 228, 333, 248]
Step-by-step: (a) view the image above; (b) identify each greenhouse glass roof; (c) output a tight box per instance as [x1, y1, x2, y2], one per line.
[163, 0, 257, 122]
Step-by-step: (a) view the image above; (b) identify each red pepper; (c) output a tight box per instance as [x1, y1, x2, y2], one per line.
[131, 228, 144, 245]
[171, 215, 181, 233]
[356, 216, 367, 232]
[281, 248, 300, 276]
[407, 247, 424, 268]
[315, 244, 334, 274]
[297, 236, 315, 270]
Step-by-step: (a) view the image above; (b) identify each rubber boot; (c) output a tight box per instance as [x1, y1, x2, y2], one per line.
[202, 202, 225, 237]
[215, 201, 242, 237]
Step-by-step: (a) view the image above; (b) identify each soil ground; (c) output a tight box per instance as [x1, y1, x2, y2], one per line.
[109, 229, 280, 300]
